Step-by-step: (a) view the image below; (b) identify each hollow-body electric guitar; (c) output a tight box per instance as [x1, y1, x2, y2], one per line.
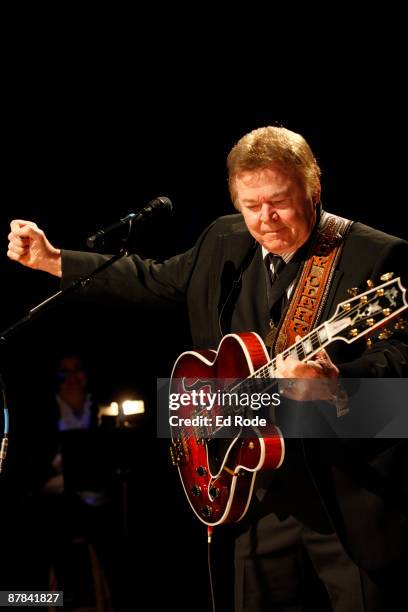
[169, 276, 407, 526]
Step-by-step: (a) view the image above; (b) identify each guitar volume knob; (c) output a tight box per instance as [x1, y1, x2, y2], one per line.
[201, 505, 213, 518]
[191, 485, 201, 497]
[196, 466, 207, 476]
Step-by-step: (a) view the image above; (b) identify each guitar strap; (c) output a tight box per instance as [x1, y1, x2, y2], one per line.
[270, 211, 353, 356]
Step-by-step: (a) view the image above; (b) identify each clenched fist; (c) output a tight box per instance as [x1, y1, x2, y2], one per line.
[7, 220, 62, 277]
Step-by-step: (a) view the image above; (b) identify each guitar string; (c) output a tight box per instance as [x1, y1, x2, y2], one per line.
[251, 287, 395, 380]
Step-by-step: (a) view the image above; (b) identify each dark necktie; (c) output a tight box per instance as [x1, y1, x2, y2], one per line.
[266, 254, 286, 286]
[265, 254, 286, 324]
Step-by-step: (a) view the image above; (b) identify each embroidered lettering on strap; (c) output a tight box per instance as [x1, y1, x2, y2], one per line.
[271, 212, 353, 356]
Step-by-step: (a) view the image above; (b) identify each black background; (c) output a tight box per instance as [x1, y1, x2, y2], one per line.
[0, 24, 407, 611]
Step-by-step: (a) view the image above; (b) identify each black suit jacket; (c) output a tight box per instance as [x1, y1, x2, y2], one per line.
[61, 212, 408, 569]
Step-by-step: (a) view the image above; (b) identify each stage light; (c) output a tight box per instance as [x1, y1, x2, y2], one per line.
[98, 399, 145, 427]
[122, 400, 145, 415]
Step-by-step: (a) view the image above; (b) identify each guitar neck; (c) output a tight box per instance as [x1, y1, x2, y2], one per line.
[247, 320, 332, 383]
[267, 321, 331, 378]
[254, 274, 407, 381]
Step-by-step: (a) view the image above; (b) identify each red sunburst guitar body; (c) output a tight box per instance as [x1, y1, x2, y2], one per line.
[169, 332, 285, 526]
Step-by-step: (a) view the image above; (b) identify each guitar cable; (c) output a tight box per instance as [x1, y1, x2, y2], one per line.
[0, 373, 9, 473]
[207, 526, 217, 612]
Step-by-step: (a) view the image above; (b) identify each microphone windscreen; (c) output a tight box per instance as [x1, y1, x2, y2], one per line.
[152, 196, 173, 212]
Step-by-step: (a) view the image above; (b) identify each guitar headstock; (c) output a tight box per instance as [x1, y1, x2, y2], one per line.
[328, 274, 408, 345]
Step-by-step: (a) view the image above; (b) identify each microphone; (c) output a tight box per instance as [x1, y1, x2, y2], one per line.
[86, 196, 173, 248]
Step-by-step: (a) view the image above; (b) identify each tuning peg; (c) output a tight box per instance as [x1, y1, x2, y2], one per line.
[347, 287, 359, 297]
[366, 279, 374, 288]
[366, 337, 373, 350]
[395, 318, 407, 330]
[380, 272, 394, 281]
[378, 329, 393, 340]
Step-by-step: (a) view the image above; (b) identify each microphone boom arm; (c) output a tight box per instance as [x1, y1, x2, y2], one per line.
[1, 248, 128, 343]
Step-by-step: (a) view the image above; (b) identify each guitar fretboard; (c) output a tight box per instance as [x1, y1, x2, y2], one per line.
[254, 322, 330, 381]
